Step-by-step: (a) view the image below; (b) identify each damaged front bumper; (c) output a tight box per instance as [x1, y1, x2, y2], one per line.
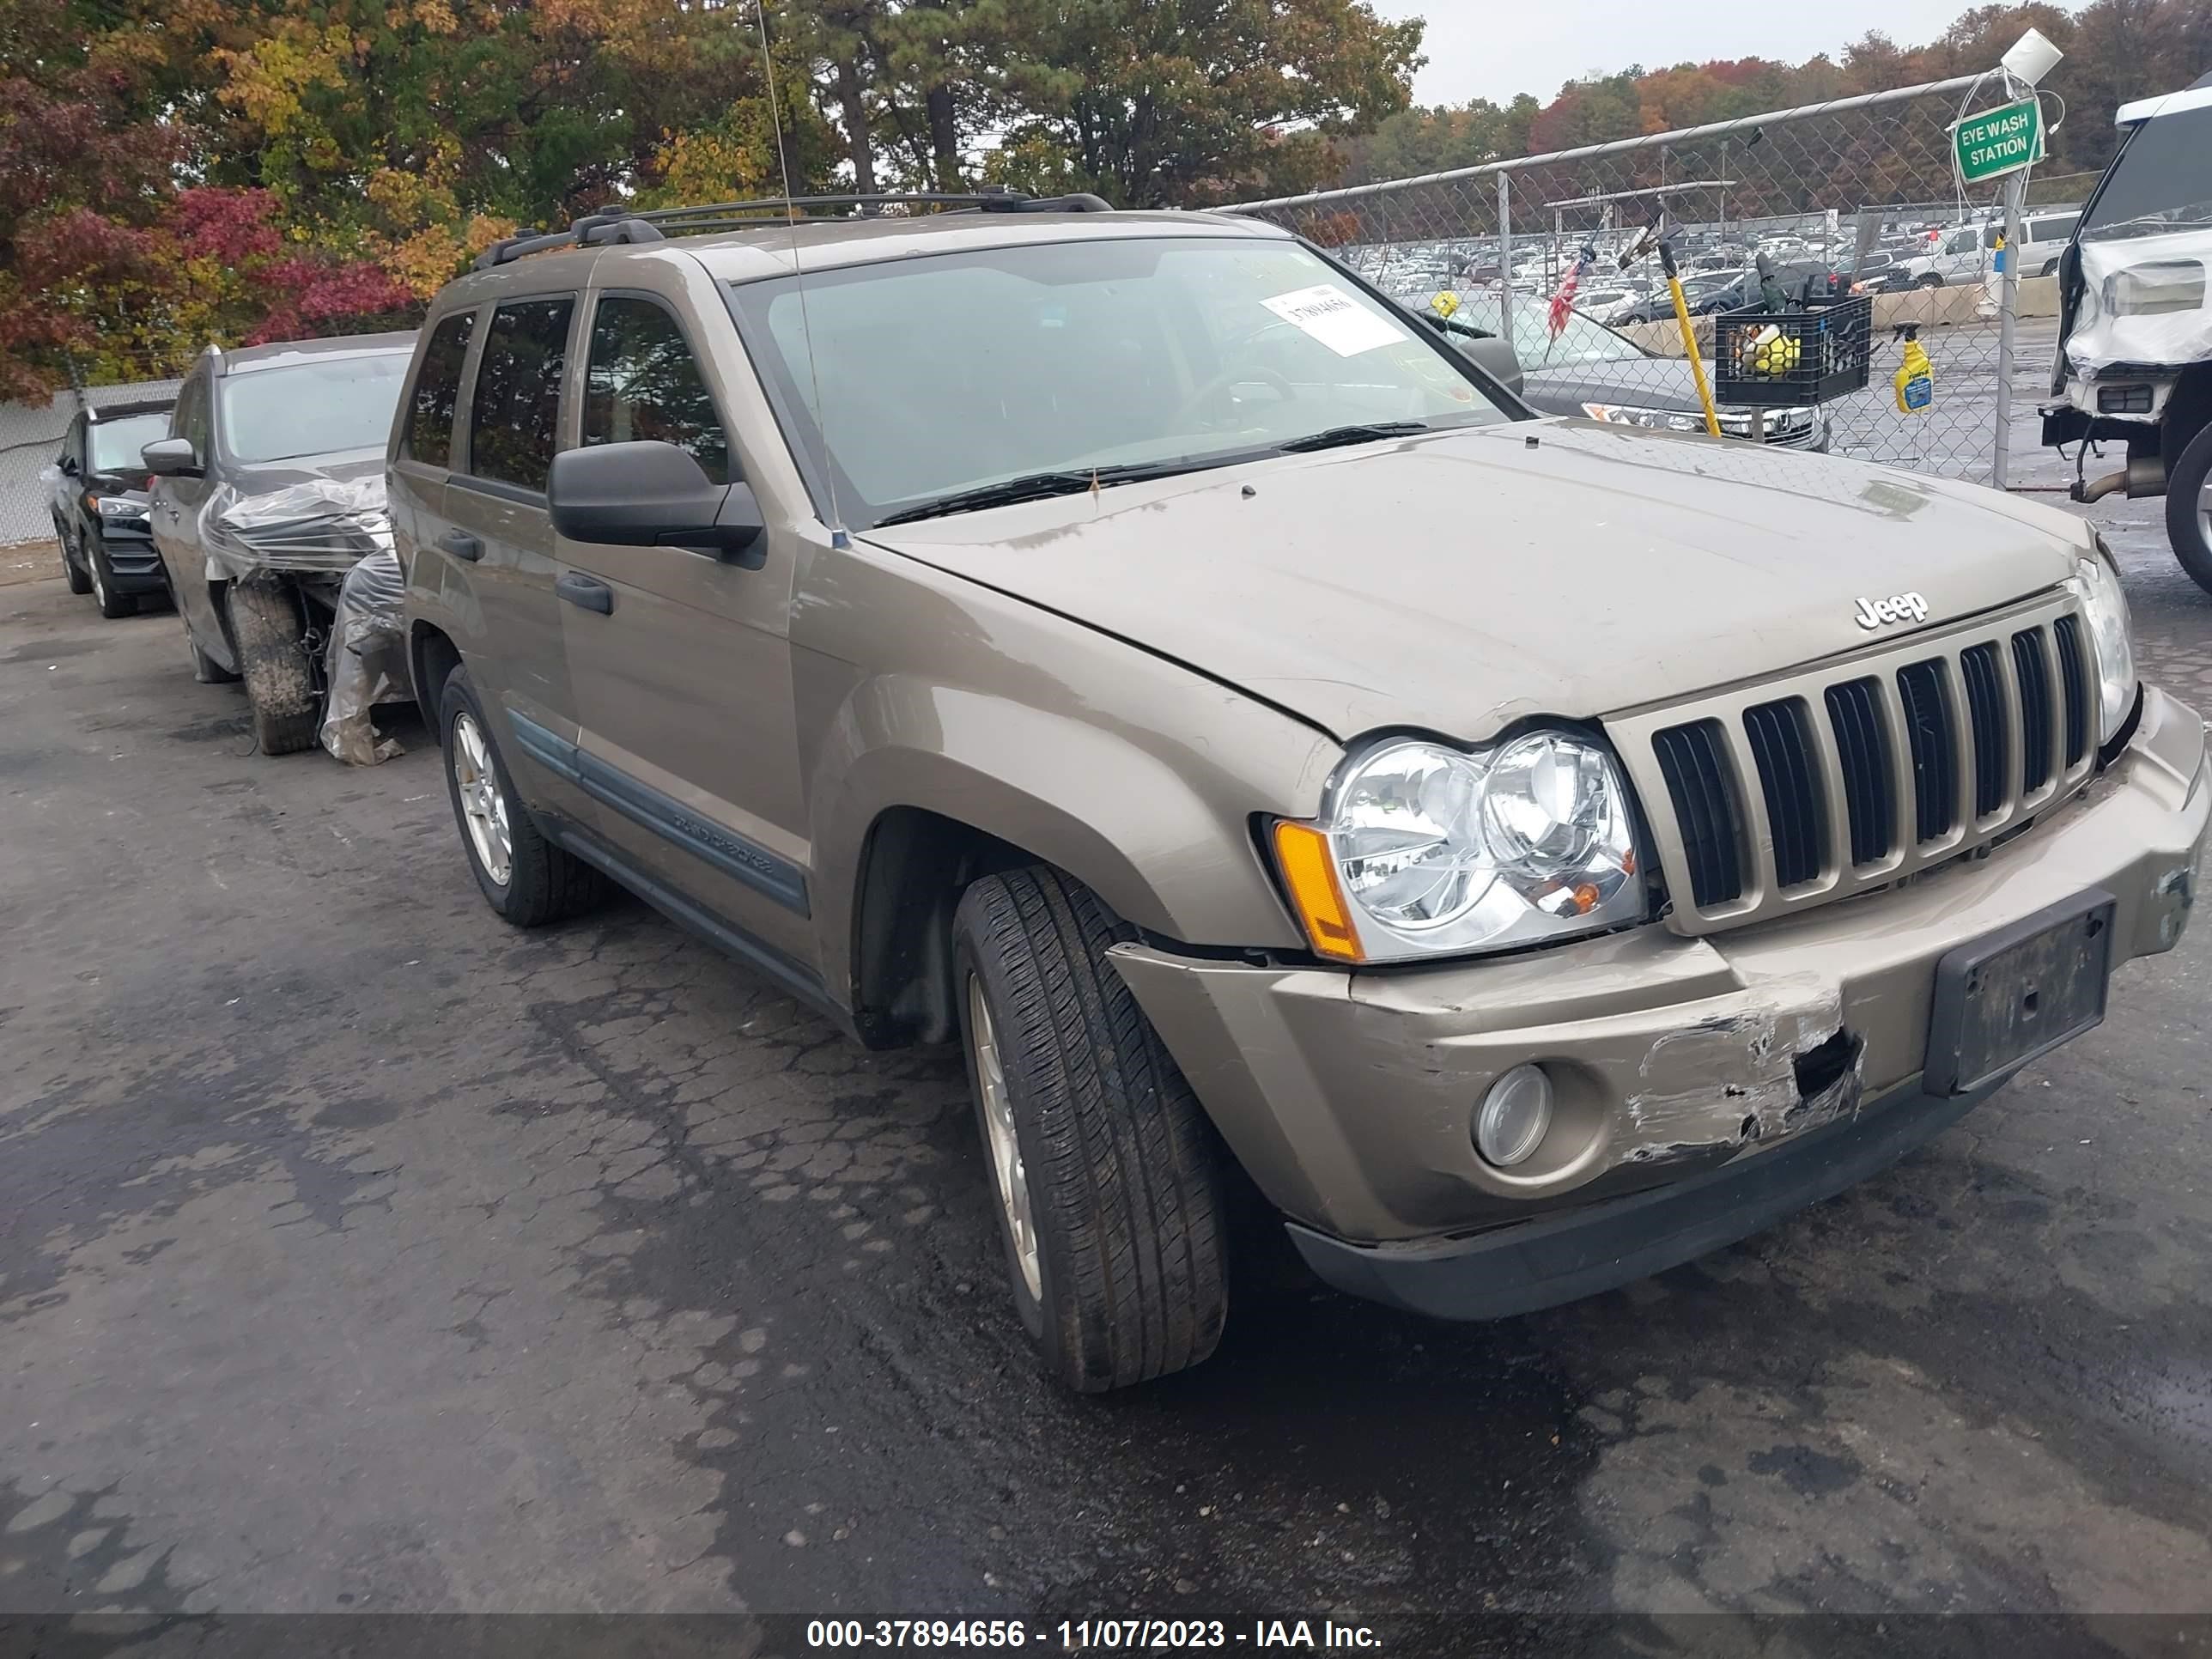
[1110, 685, 2207, 1316]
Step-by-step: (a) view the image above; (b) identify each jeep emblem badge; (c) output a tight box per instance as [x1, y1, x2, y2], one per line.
[1854, 591, 1930, 630]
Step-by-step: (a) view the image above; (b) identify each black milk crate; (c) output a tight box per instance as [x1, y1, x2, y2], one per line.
[1711, 293, 1872, 407]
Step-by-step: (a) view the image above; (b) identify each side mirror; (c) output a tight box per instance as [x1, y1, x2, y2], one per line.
[1405, 305, 1527, 401]
[58, 455, 79, 477]
[548, 440, 764, 567]
[142, 437, 201, 479]
[1454, 333, 1524, 399]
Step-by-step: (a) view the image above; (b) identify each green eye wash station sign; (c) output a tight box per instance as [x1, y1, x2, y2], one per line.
[1953, 97, 2044, 185]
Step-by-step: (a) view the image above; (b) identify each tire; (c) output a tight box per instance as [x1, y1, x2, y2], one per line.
[226, 577, 319, 755]
[438, 666, 605, 926]
[953, 865, 1228, 1393]
[58, 520, 91, 595]
[86, 535, 137, 619]
[1917, 273, 1943, 289]
[2166, 420, 2212, 599]
[2040, 258, 2060, 277]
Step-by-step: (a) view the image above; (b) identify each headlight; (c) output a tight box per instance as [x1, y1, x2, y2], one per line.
[93, 495, 144, 520]
[1272, 732, 1646, 963]
[1582, 402, 1706, 433]
[2068, 540, 2136, 744]
[2103, 260, 2205, 317]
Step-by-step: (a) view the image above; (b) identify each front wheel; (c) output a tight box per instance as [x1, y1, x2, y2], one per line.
[58, 519, 91, 595]
[953, 866, 1228, 1393]
[226, 578, 319, 754]
[86, 536, 137, 619]
[2166, 421, 2212, 599]
[1917, 273, 1944, 289]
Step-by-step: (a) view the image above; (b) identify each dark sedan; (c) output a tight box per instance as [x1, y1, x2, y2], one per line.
[49, 399, 175, 618]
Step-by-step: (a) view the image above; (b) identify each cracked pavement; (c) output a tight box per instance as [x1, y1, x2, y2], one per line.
[0, 491, 2208, 1650]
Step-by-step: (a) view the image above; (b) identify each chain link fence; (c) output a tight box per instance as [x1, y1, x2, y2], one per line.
[1229, 71, 2044, 486]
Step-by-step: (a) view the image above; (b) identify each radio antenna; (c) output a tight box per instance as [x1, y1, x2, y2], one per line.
[752, 1, 847, 546]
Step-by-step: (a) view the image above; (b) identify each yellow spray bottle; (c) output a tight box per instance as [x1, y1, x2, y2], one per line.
[1893, 324, 1934, 414]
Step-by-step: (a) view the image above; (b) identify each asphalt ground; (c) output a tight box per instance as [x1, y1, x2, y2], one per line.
[1, 440, 2208, 1657]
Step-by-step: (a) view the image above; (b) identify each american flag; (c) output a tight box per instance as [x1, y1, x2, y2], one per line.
[1548, 244, 1597, 337]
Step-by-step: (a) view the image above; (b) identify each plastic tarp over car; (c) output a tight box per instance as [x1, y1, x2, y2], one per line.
[2062, 232, 2212, 404]
[185, 474, 404, 763]
[198, 477, 392, 581]
[319, 548, 409, 766]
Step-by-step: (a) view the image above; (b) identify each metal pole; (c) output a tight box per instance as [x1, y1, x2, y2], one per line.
[1497, 173, 1512, 342]
[1993, 167, 2027, 489]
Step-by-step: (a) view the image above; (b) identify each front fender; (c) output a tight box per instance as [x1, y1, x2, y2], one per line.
[796, 548, 1343, 1011]
[818, 688, 1288, 938]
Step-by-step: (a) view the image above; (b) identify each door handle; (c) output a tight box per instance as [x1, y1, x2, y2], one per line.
[556, 572, 614, 615]
[437, 528, 483, 562]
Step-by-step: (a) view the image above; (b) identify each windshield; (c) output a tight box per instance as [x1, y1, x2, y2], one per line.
[89, 411, 171, 473]
[1427, 291, 1647, 367]
[217, 353, 410, 465]
[2081, 106, 2212, 241]
[726, 237, 1513, 526]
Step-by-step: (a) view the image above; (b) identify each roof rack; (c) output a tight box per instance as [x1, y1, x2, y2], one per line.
[472, 187, 1115, 270]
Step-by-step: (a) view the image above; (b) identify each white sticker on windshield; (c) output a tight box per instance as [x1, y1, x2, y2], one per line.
[1260, 283, 1406, 357]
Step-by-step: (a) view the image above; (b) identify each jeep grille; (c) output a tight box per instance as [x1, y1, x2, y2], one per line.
[1611, 592, 2096, 934]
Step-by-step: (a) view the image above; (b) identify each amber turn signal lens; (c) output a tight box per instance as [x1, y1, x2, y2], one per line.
[1272, 821, 1362, 963]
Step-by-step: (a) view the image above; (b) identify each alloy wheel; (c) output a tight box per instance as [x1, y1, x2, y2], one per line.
[450, 712, 514, 888]
[969, 974, 1042, 1302]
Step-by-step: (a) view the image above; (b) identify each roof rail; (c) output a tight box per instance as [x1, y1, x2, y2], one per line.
[473, 228, 575, 270]
[634, 188, 1115, 231]
[471, 187, 1116, 270]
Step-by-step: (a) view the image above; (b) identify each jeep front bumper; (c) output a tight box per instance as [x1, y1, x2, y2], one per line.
[1110, 685, 2206, 1314]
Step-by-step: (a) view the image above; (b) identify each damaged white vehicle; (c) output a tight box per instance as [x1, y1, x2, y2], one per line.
[144, 333, 416, 757]
[2044, 73, 2212, 593]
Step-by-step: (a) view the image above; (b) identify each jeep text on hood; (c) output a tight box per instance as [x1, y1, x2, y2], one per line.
[863, 420, 2089, 740]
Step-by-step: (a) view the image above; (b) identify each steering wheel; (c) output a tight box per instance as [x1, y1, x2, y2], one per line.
[1171, 364, 1297, 428]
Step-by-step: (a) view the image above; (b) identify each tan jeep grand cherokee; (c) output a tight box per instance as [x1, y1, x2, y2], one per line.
[392, 194, 2206, 1392]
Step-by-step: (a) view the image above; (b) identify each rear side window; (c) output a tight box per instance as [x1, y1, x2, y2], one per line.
[466, 297, 574, 492]
[406, 311, 477, 467]
[581, 297, 732, 484]
[2030, 214, 2079, 243]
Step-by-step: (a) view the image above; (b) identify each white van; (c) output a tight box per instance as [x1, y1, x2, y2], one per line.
[2016, 210, 2083, 276]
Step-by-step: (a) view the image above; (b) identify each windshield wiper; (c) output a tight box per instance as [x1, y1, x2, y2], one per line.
[1275, 422, 1432, 453]
[874, 462, 1197, 526]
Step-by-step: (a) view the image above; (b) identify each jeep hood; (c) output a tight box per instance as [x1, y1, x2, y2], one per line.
[863, 421, 2089, 741]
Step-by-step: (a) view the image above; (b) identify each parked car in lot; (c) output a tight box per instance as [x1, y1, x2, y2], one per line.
[2043, 73, 2212, 594]
[1899, 220, 2000, 286]
[48, 399, 174, 617]
[398, 194, 2203, 1392]
[145, 333, 414, 754]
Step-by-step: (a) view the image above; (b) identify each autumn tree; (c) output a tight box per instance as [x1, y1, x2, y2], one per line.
[983, 0, 1424, 207]
[0, 3, 181, 396]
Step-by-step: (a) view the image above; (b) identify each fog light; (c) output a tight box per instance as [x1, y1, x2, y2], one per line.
[1475, 1063, 1553, 1168]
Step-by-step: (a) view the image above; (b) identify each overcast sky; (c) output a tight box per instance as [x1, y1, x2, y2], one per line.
[1371, 0, 1983, 106]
